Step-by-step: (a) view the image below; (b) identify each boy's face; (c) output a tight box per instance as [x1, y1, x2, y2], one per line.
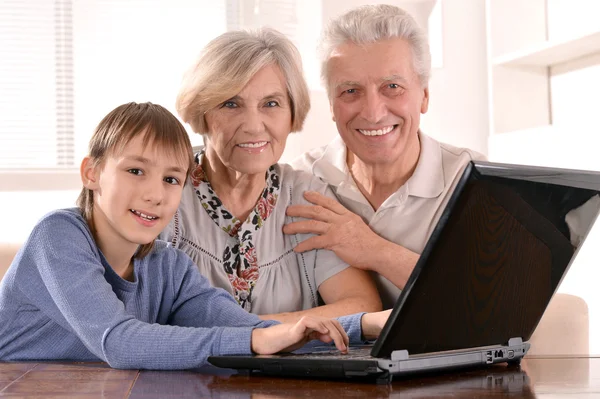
[83, 133, 188, 255]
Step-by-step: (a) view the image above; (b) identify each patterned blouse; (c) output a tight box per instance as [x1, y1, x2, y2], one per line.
[161, 149, 350, 315]
[190, 153, 280, 310]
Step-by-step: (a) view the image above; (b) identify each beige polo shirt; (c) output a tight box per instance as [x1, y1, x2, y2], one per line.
[290, 131, 486, 308]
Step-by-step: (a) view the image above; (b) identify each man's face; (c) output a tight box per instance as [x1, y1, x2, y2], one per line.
[327, 37, 429, 168]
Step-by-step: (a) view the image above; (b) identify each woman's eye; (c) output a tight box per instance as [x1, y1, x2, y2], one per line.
[221, 101, 237, 108]
[164, 176, 181, 185]
[265, 100, 279, 107]
[128, 168, 143, 176]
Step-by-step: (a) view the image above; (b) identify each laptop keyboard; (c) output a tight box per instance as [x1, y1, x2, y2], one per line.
[285, 346, 374, 360]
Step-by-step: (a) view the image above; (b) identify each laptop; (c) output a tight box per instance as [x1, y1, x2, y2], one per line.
[209, 161, 600, 382]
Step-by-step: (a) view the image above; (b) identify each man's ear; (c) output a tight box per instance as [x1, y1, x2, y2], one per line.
[330, 103, 336, 122]
[421, 87, 429, 114]
[80, 157, 100, 190]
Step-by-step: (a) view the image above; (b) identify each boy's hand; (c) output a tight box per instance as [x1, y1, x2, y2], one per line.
[251, 316, 349, 354]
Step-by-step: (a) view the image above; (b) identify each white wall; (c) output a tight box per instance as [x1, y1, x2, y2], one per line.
[421, 0, 488, 153]
[0, 191, 80, 244]
[72, 0, 227, 154]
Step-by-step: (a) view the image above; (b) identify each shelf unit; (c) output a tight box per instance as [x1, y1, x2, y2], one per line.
[493, 31, 600, 68]
[485, 0, 600, 161]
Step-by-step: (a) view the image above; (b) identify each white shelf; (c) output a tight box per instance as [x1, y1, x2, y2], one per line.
[493, 30, 600, 67]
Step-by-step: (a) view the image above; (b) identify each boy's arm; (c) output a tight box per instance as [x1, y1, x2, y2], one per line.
[22, 213, 264, 369]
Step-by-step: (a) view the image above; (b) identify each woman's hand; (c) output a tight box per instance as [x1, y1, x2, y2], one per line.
[361, 309, 392, 340]
[251, 316, 349, 354]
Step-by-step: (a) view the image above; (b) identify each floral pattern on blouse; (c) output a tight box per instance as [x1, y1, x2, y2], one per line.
[191, 152, 280, 310]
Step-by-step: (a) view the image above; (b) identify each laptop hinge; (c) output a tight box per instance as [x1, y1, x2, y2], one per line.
[390, 349, 409, 361]
[508, 337, 524, 346]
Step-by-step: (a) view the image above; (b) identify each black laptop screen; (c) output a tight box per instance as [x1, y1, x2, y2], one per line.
[373, 162, 600, 357]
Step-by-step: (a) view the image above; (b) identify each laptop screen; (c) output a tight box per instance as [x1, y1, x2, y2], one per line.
[373, 161, 600, 358]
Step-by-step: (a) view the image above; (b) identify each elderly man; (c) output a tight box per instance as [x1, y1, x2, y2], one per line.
[287, 4, 485, 309]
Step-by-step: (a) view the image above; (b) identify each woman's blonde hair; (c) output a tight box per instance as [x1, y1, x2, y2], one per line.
[176, 28, 310, 134]
[77, 102, 194, 259]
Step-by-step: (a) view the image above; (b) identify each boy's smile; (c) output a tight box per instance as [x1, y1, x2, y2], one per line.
[130, 208, 160, 227]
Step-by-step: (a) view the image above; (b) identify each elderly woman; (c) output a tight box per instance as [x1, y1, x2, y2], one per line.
[161, 28, 381, 322]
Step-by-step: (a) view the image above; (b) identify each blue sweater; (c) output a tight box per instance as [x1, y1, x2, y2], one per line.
[0, 209, 363, 369]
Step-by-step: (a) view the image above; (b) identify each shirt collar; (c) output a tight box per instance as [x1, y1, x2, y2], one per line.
[311, 131, 445, 200]
[405, 131, 444, 199]
[311, 135, 349, 186]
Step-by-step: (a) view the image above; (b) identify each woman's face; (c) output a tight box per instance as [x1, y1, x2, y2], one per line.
[204, 63, 293, 175]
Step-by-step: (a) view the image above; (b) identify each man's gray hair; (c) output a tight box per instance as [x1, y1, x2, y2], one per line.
[320, 4, 431, 94]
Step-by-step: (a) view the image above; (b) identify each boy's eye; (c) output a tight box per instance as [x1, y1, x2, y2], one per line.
[164, 176, 181, 185]
[265, 100, 279, 107]
[128, 168, 143, 176]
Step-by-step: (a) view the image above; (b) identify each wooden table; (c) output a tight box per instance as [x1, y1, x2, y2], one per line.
[0, 357, 597, 398]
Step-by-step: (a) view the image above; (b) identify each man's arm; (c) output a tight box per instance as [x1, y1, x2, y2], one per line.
[259, 266, 382, 323]
[364, 236, 418, 290]
[282, 191, 419, 290]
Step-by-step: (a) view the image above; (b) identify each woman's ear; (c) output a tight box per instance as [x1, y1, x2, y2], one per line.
[80, 157, 100, 190]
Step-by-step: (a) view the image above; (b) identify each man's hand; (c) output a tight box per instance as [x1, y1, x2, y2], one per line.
[283, 191, 383, 270]
[251, 316, 349, 355]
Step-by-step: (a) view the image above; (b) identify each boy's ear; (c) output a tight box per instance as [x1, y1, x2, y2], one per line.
[80, 157, 100, 190]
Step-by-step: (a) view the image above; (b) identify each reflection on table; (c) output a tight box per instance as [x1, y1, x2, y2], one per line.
[0, 357, 596, 398]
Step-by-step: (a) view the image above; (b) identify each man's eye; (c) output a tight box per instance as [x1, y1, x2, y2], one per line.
[128, 169, 143, 176]
[265, 100, 279, 107]
[388, 83, 399, 89]
[345, 89, 357, 94]
[164, 176, 181, 185]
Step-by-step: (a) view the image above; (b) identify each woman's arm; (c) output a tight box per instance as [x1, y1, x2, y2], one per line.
[259, 266, 381, 323]
[260, 172, 382, 324]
